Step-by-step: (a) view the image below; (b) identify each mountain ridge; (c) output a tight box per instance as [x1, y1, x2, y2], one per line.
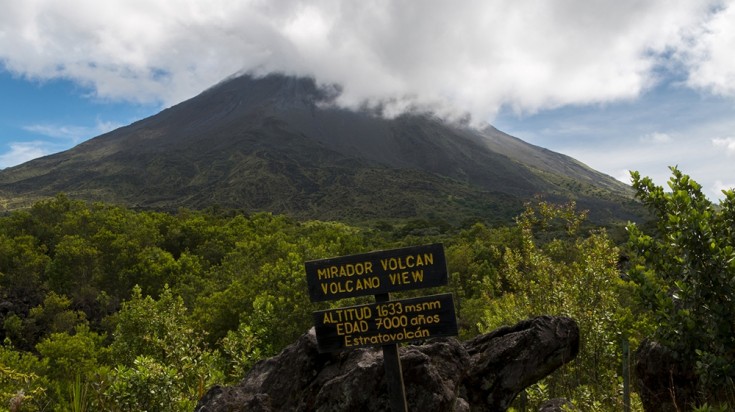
[0, 73, 640, 225]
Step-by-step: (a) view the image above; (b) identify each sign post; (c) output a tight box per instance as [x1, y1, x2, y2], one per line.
[376, 292, 407, 412]
[305, 244, 458, 411]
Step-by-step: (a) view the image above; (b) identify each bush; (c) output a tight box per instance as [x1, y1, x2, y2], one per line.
[627, 167, 735, 405]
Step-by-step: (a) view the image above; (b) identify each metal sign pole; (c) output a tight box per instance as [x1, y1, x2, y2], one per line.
[376, 292, 408, 412]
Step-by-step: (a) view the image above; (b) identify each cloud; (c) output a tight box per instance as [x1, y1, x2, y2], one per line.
[680, 2, 735, 96]
[0, 142, 50, 169]
[712, 179, 735, 194]
[614, 169, 634, 185]
[0, 0, 730, 123]
[23, 124, 92, 142]
[641, 132, 673, 143]
[712, 137, 735, 156]
[712, 180, 735, 199]
[23, 119, 122, 143]
[562, 130, 734, 200]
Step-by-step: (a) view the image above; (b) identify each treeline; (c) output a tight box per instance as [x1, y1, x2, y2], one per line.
[1, 168, 733, 411]
[1, 194, 392, 410]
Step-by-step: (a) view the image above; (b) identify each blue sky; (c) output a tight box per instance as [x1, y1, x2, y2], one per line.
[494, 80, 735, 197]
[1, 1, 734, 200]
[0, 71, 159, 166]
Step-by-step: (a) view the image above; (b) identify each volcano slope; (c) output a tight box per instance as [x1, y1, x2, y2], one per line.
[0, 73, 641, 225]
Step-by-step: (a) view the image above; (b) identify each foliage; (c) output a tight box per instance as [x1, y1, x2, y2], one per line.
[107, 285, 222, 407]
[4, 292, 88, 353]
[0, 188, 697, 411]
[220, 322, 268, 383]
[627, 167, 735, 404]
[0, 234, 50, 326]
[475, 201, 642, 409]
[35, 324, 105, 401]
[444, 222, 518, 338]
[68, 373, 89, 412]
[0, 342, 47, 411]
[33, 325, 111, 411]
[105, 356, 188, 412]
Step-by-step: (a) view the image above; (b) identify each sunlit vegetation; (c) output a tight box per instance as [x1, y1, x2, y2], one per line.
[0, 167, 733, 410]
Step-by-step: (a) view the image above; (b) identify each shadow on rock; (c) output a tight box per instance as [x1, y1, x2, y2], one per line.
[196, 315, 579, 412]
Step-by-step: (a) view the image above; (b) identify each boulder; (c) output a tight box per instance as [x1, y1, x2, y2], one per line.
[195, 315, 579, 412]
[634, 340, 698, 412]
[463, 315, 580, 410]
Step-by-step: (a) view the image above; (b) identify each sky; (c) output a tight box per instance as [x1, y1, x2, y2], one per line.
[1, 0, 734, 200]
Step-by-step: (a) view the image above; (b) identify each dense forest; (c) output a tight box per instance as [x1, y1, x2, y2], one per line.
[1, 168, 733, 411]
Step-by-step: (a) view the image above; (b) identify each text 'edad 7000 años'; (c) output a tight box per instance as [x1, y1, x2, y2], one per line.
[312, 293, 457, 352]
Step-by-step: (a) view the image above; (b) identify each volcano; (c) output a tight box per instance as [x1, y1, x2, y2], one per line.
[0, 73, 640, 225]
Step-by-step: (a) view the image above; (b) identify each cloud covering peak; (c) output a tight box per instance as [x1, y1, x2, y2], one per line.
[1, 0, 733, 123]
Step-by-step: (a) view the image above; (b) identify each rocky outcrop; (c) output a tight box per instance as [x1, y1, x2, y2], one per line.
[634, 340, 698, 412]
[195, 315, 579, 412]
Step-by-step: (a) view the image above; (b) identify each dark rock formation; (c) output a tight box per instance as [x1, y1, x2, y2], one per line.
[195, 316, 579, 412]
[634, 340, 698, 412]
[463, 315, 580, 410]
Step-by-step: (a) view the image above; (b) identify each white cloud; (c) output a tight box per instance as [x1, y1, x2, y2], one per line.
[0, 142, 50, 168]
[0, 0, 729, 122]
[562, 130, 735, 200]
[712, 180, 735, 196]
[2, 121, 123, 168]
[680, 2, 735, 96]
[614, 169, 634, 185]
[641, 132, 673, 143]
[23, 119, 122, 143]
[23, 124, 91, 142]
[712, 137, 735, 156]
[2, 0, 734, 201]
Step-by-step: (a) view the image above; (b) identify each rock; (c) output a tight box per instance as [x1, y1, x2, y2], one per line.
[463, 316, 580, 411]
[195, 315, 579, 412]
[634, 340, 698, 412]
[194, 386, 271, 412]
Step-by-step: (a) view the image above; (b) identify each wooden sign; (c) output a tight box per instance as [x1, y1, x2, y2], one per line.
[305, 243, 447, 302]
[304, 243, 457, 411]
[313, 293, 457, 353]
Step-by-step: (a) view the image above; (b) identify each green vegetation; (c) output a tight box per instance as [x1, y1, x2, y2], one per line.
[0, 194, 382, 410]
[627, 167, 735, 406]
[0, 167, 732, 410]
[474, 201, 643, 410]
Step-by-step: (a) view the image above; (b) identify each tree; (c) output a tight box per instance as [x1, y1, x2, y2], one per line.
[477, 201, 636, 409]
[36, 325, 105, 383]
[0, 234, 50, 323]
[0, 343, 48, 411]
[105, 356, 185, 412]
[45, 235, 102, 314]
[445, 222, 519, 338]
[35, 324, 107, 409]
[106, 285, 222, 409]
[627, 167, 735, 401]
[4, 292, 87, 351]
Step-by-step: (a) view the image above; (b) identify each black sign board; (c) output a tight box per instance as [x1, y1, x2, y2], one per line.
[313, 293, 457, 353]
[305, 243, 447, 302]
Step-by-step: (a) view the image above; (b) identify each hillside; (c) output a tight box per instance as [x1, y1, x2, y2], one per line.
[0, 73, 641, 225]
